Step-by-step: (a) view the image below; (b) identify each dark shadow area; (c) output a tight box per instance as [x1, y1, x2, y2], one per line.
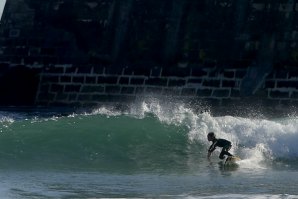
[0, 66, 40, 106]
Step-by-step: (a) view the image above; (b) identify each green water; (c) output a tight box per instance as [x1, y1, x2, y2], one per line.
[0, 102, 298, 198]
[0, 114, 197, 172]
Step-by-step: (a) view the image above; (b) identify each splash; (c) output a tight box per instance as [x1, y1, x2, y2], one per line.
[89, 107, 122, 117]
[87, 100, 298, 161]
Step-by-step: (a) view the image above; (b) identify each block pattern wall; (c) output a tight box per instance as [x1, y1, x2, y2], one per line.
[36, 64, 298, 107]
[1, 1, 298, 108]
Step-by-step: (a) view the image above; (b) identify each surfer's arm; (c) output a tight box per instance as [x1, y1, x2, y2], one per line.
[207, 141, 217, 159]
[207, 151, 211, 159]
[208, 142, 216, 152]
[207, 145, 214, 159]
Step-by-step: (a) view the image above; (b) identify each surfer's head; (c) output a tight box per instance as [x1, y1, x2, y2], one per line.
[207, 132, 216, 141]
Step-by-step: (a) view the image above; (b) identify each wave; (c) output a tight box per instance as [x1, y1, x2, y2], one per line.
[125, 100, 298, 160]
[0, 100, 297, 171]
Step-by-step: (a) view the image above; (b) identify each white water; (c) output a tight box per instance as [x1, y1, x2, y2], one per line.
[85, 100, 298, 171]
[0, 0, 5, 20]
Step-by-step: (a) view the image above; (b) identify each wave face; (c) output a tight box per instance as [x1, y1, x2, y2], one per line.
[0, 101, 298, 172]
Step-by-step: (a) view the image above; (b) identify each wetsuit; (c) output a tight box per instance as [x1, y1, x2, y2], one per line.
[208, 138, 233, 159]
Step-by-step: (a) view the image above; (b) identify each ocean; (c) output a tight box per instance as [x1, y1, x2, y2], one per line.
[0, 100, 298, 199]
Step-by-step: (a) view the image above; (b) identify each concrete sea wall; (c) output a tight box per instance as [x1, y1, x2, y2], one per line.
[0, 0, 298, 112]
[35, 64, 298, 110]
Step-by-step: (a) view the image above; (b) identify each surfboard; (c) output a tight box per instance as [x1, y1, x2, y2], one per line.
[225, 156, 241, 166]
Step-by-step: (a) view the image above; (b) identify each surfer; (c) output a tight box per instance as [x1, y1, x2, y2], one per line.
[207, 132, 233, 160]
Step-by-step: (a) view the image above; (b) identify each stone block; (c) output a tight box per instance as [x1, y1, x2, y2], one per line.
[130, 78, 145, 85]
[277, 81, 289, 88]
[265, 80, 275, 89]
[291, 92, 298, 98]
[135, 87, 145, 94]
[81, 85, 104, 93]
[123, 67, 133, 75]
[279, 100, 292, 106]
[119, 77, 130, 84]
[223, 71, 235, 79]
[235, 70, 246, 79]
[80, 102, 99, 107]
[187, 78, 202, 84]
[266, 72, 274, 79]
[151, 67, 162, 77]
[60, 75, 72, 83]
[202, 98, 221, 107]
[40, 84, 50, 92]
[109, 95, 136, 103]
[65, 67, 77, 74]
[77, 66, 93, 74]
[222, 80, 236, 88]
[105, 67, 123, 75]
[36, 101, 48, 106]
[221, 99, 241, 106]
[197, 89, 212, 97]
[51, 84, 64, 92]
[162, 88, 181, 95]
[191, 68, 207, 77]
[162, 67, 191, 77]
[78, 94, 92, 101]
[56, 93, 68, 101]
[72, 76, 85, 83]
[0, 63, 10, 73]
[93, 66, 104, 74]
[41, 48, 55, 56]
[289, 71, 298, 79]
[42, 75, 59, 83]
[38, 92, 55, 101]
[68, 94, 78, 101]
[261, 99, 280, 107]
[105, 86, 121, 94]
[43, 57, 58, 65]
[15, 47, 29, 56]
[134, 67, 151, 76]
[65, 85, 81, 92]
[270, 90, 289, 98]
[49, 102, 78, 107]
[97, 76, 118, 84]
[277, 81, 298, 89]
[85, 76, 97, 84]
[289, 101, 298, 109]
[181, 88, 196, 96]
[10, 56, 23, 63]
[92, 94, 110, 102]
[208, 71, 218, 77]
[121, 86, 135, 94]
[146, 78, 167, 86]
[212, 89, 230, 98]
[230, 89, 240, 97]
[146, 87, 162, 94]
[275, 70, 288, 79]
[122, 95, 137, 102]
[202, 80, 220, 87]
[168, 79, 186, 87]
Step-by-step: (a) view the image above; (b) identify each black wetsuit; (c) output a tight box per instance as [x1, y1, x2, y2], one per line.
[208, 138, 233, 159]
